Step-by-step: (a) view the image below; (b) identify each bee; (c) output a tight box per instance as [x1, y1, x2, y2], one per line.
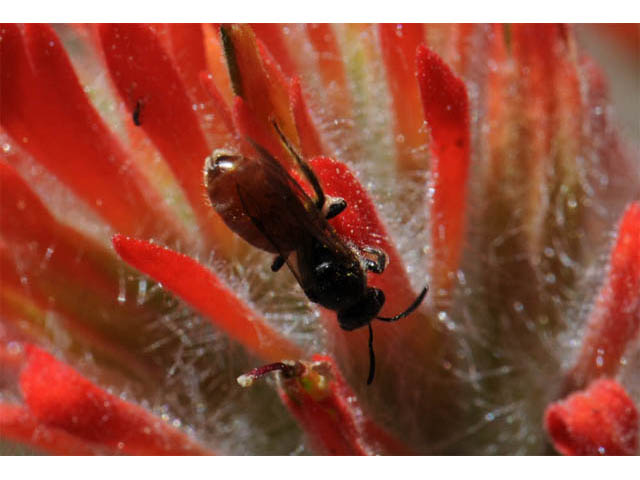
[204, 124, 427, 384]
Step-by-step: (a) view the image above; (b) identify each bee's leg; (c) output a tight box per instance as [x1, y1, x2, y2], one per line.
[361, 247, 388, 274]
[323, 196, 347, 220]
[271, 255, 286, 272]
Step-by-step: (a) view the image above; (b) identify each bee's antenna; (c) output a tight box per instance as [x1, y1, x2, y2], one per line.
[366, 322, 376, 385]
[271, 120, 326, 209]
[377, 285, 428, 322]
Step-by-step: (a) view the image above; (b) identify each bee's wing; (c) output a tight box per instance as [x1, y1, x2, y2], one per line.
[235, 144, 356, 290]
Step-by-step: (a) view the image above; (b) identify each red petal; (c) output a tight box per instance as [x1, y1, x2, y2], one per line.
[19, 346, 214, 455]
[379, 24, 429, 170]
[276, 355, 412, 455]
[308, 157, 426, 384]
[309, 156, 418, 320]
[232, 96, 287, 160]
[289, 76, 324, 158]
[112, 235, 303, 361]
[0, 161, 120, 298]
[200, 71, 236, 136]
[162, 24, 237, 149]
[0, 161, 173, 376]
[0, 404, 98, 455]
[0, 23, 183, 241]
[545, 379, 638, 455]
[250, 24, 297, 78]
[511, 25, 582, 253]
[305, 23, 345, 85]
[97, 24, 232, 253]
[417, 45, 470, 299]
[164, 24, 208, 100]
[568, 202, 640, 390]
[221, 24, 297, 149]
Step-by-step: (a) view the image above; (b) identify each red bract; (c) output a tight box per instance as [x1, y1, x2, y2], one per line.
[567, 202, 640, 391]
[0, 24, 183, 243]
[112, 235, 302, 362]
[0, 404, 99, 455]
[416, 45, 470, 301]
[221, 24, 296, 148]
[545, 379, 638, 455]
[289, 76, 324, 158]
[379, 24, 428, 171]
[310, 156, 417, 319]
[1, 23, 638, 456]
[98, 24, 233, 254]
[275, 355, 412, 455]
[18, 345, 214, 455]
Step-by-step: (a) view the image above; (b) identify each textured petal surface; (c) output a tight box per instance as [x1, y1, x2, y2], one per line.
[277, 355, 412, 455]
[19, 346, 214, 455]
[112, 235, 302, 361]
[417, 45, 470, 300]
[545, 379, 638, 455]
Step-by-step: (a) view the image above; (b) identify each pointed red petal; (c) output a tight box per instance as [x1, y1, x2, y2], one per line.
[232, 96, 287, 160]
[309, 156, 418, 320]
[250, 24, 297, 78]
[97, 23, 232, 252]
[568, 202, 640, 390]
[163, 24, 237, 149]
[0, 404, 99, 455]
[202, 24, 234, 105]
[545, 379, 638, 455]
[220, 24, 297, 150]
[289, 76, 324, 158]
[417, 45, 470, 299]
[0, 23, 182, 241]
[200, 71, 236, 136]
[19, 346, 214, 455]
[0, 161, 119, 297]
[379, 24, 428, 170]
[164, 24, 208, 99]
[0, 161, 172, 374]
[112, 235, 302, 361]
[276, 355, 412, 455]
[305, 24, 348, 93]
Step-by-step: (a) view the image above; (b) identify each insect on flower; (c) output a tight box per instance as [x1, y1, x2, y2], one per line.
[132, 98, 144, 126]
[204, 123, 428, 384]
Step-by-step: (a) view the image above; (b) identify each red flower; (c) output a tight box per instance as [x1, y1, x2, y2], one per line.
[1, 23, 638, 455]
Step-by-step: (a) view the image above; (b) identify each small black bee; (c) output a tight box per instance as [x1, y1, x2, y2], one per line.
[204, 124, 427, 384]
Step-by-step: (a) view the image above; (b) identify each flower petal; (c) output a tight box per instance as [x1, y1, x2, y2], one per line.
[19, 345, 214, 455]
[97, 23, 233, 254]
[379, 24, 429, 171]
[0, 161, 121, 298]
[0, 161, 172, 379]
[0, 23, 184, 242]
[250, 24, 297, 78]
[289, 76, 324, 158]
[200, 71, 236, 136]
[112, 235, 303, 361]
[275, 355, 412, 455]
[309, 156, 418, 319]
[220, 24, 296, 149]
[305, 24, 352, 120]
[0, 404, 99, 455]
[544, 379, 638, 455]
[416, 45, 470, 301]
[567, 202, 640, 390]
